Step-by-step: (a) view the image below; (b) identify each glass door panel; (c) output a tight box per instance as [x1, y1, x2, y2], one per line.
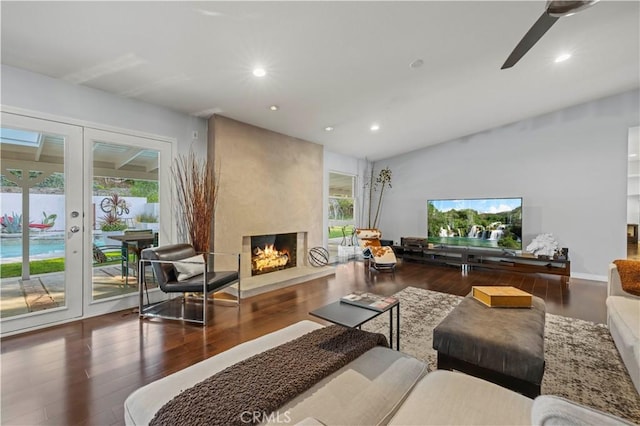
[84, 128, 172, 315]
[0, 113, 83, 334]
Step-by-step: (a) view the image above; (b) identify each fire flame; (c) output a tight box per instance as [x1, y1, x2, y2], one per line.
[252, 244, 289, 272]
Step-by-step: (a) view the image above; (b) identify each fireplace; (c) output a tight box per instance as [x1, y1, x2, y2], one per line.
[250, 233, 297, 276]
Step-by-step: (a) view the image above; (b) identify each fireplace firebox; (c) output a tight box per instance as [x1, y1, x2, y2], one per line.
[250, 233, 297, 276]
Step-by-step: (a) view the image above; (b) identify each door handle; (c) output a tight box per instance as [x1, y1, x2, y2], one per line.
[70, 226, 80, 233]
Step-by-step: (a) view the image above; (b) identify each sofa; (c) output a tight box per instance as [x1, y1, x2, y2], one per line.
[124, 320, 632, 425]
[607, 263, 640, 394]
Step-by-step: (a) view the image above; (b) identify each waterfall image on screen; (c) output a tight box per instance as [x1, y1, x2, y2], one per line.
[427, 198, 522, 250]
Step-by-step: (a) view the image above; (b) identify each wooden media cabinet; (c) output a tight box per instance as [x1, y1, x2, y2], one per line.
[394, 237, 570, 279]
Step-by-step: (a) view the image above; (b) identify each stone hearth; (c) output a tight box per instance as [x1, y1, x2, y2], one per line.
[222, 264, 334, 299]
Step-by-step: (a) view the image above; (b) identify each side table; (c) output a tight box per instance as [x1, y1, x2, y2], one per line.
[309, 299, 400, 350]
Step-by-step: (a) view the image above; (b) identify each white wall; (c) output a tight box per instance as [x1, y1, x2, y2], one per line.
[1, 65, 207, 156]
[1, 194, 156, 232]
[376, 90, 640, 280]
[323, 150, 368, 248]
[628, 127, 640, 225]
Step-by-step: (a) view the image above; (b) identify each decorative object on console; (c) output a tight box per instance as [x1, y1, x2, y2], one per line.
[171, 149, 218, 253]
[526, 233, 559, 258]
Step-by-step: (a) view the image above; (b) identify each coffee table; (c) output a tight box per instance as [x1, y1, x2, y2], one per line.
[309, 298, 400, 350]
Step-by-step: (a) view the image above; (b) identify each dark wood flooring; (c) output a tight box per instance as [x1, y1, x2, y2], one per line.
[1, 260, 607, 425]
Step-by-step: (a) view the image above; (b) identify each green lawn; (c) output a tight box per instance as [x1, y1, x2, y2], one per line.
[0, 254, 125, 278]
[1, 258, 66, 278]
[328, 225, 355, 239]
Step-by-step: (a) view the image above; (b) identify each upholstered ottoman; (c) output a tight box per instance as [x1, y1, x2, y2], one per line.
[432, 293, 546, 398]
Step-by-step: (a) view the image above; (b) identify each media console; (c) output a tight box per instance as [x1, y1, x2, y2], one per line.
[394, 237, 570, 280]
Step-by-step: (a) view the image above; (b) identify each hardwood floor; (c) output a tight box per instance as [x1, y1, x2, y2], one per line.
[1, 260, 607, 426]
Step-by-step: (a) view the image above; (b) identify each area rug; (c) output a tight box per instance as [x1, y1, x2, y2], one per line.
[362, 286, 640, 423]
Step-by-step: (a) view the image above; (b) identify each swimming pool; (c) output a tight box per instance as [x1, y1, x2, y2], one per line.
[0, 237, 66, 259]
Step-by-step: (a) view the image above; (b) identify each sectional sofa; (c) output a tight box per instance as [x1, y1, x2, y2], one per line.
[125, 320, 632, 425]
[607, 263, 640, 394]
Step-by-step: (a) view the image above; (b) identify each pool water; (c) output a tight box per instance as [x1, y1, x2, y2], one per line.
[0, 238, 66, 259]
[0, 236, 118, 260]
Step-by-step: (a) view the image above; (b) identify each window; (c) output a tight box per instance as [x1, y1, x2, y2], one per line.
[328, 172, 356, 258]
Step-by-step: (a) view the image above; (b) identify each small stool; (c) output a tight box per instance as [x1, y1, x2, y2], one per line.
[433, 294, 546, 398]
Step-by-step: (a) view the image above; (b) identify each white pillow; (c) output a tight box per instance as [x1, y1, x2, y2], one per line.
[174, 254, 205, 281]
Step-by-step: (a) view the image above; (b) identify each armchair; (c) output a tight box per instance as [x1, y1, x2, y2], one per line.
[355, 228, 397, 272]
[139, 243, 240, 325]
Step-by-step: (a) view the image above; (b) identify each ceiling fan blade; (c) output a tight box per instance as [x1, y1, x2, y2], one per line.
[501, 12, 559, 69]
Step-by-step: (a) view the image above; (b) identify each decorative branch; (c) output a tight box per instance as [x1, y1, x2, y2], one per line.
[372, 167, 392, 229]
[172, 150, 219, 253]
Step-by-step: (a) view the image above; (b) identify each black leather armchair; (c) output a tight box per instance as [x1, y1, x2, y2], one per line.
[138, 243, 240, 325]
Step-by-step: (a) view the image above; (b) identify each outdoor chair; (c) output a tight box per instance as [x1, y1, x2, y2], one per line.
[138, 243, 240, 325]
[355, 228, 397, 272]
[92, 243, 130, 285]
[123, 229, 155, 275]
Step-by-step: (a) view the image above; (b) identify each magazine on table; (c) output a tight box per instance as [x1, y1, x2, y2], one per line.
[340, 292, 398, 312]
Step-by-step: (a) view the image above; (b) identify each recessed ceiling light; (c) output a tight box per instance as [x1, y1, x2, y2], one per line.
[253, 68, 266, 77]
[370, 123, 380, 132]
[410, 59, 424, 69]
[269, 105, 279, 111]
[554, 53, 571, 63]
[324, 126, 334, 132]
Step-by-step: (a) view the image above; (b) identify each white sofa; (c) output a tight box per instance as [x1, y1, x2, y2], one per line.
[125, 320, 632, 425]
[607, 263, 640, 394]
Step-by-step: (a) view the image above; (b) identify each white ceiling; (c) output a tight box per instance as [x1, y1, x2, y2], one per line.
[1, 1, 638, 161]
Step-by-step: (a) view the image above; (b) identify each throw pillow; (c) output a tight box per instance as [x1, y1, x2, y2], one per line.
[613, 259, 640, 297]
[174, 254, 205, 281]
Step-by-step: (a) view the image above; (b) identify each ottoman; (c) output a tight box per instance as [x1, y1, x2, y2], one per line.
[433, 294, 546, 398]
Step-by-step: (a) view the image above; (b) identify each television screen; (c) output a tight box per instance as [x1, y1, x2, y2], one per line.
[427, 197, 522, 250]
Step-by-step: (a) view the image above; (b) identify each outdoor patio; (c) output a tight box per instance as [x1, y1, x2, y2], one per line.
[0, 265, 153, 319]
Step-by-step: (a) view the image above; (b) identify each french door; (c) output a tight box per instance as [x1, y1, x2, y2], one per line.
[0, 112, 84, 334]
[83, 128, 172, 318]
[0, 112, 174, 335]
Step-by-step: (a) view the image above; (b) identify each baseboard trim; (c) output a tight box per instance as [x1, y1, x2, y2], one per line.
[571, 272, 606, 282]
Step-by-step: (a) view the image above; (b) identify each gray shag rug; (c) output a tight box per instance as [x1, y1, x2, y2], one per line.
[362, 286, 640, 423]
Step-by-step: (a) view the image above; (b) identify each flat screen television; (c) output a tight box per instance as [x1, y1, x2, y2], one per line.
[427, 197, 522, 250]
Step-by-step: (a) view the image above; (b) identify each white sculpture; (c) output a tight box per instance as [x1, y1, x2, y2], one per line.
[526, 233, 559, 257]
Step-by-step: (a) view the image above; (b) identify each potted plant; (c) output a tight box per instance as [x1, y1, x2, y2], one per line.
[135, 212, 159, 231]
